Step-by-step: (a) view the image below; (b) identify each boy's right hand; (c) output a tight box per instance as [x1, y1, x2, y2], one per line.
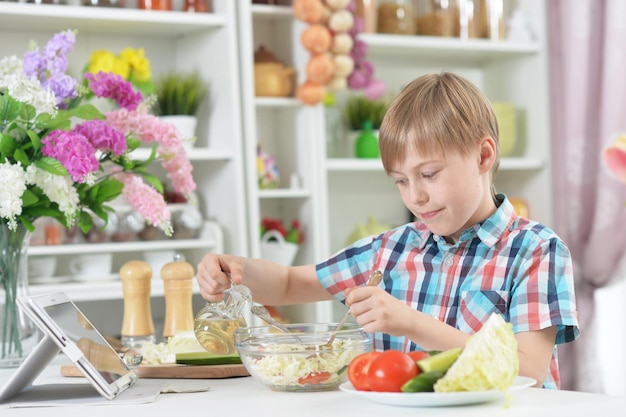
[196, 253, 245, 302]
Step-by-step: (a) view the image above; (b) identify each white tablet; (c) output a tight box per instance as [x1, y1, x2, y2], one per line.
[0, 292, 138, 402]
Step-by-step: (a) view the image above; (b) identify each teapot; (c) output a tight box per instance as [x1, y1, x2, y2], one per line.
[254, 45, 295, 97]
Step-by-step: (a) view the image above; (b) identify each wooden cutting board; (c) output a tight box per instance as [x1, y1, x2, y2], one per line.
[61, 363, 250, 379]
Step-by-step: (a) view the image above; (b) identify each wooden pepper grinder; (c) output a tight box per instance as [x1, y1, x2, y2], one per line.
[120, 260, 156, 348]
[161, 257, 195, 338]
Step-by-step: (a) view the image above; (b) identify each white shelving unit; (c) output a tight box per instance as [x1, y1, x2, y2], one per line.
[2, 1, 551, 331]
[322, 0, 552, 262]
[237, 3, 336, 324]
[0, 2, 250, 313]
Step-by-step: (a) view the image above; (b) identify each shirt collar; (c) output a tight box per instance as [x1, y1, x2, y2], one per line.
[420, 194, 515, 249]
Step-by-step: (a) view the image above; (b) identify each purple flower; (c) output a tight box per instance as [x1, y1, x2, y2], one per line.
[22, 29, 78, 106]
[44, 30, 75, 74]
[22, 51, 46, 82]
[46, 74, 78, 108]
[85, 71, 142, 111]
[41, 130, 99, 183]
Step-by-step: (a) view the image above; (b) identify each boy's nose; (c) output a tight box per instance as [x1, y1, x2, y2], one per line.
[410, 184, 428, 206]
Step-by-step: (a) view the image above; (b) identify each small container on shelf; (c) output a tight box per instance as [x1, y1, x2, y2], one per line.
[31, 217, 64, 246]
[183, 0, 211, 12]
[82, 0, 125, 6]
[138, 0, 171, 10]
[414, 0, 456, 37]
[377, 0, 415, 35]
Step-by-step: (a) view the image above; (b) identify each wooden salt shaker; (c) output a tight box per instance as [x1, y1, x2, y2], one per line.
[120, 260, 156, 347]
[161, 259, 195, 338]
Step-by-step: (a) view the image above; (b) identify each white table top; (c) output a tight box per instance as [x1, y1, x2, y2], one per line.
[1, 354, 625, 417]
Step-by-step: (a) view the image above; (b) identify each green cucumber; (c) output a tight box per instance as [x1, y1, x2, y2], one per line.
[401, 371, 445, 392]
[417, 347, 462, 373]
[175, 351, 242, 365]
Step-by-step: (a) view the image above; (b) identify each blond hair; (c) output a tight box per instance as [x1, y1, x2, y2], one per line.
[379, 72, 500, 194]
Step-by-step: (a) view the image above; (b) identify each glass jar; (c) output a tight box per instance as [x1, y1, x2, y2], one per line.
[139, 0, 172, 10]
[484, 0, 506, 40]
[455, 0, 488, 39]
[377, 0, 415, 35]
[82, 0, 125, 7]
[184, 0, 211, 12]
[354, 0, 378, 34]
[194, 285, 252, 355]
[414, 0, 456, 37]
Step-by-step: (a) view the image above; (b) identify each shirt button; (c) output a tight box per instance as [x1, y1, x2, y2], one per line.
[446, 258, 453, 266]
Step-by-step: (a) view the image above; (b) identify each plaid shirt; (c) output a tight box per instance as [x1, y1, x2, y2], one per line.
[316, 195, 579, 389]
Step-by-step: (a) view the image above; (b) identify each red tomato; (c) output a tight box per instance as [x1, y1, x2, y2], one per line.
[408, 350, 430, 363]
[347, 351, 381, 391]
[298, 371, 331, 385]
[367, 350, 418, 392]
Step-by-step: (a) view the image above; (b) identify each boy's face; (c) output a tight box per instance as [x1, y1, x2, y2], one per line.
[389, 143, 496, 244]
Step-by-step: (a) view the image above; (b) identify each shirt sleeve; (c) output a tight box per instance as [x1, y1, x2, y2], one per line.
[509, 234, 579, 345]
[316, 235, 379, 303]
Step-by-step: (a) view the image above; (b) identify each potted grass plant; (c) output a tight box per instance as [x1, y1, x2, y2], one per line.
[342, 94, 389, 158]
[155, 71, 209, 150]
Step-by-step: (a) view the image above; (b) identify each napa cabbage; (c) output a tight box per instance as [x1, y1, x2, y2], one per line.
[434, 313, 518, 392]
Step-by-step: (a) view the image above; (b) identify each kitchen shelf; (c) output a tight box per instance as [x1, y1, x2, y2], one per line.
[255, 97, 302, 108]
[258, 188, 312, 199]
[131, 148, 234, 161]
[0, 3, 225, 35]
[325, 157, 544, 172]
[28, 277, 201, 302]
[359, 33, 539, 62]
[251, 3, 293, 19]
[29, 220, 222, 255]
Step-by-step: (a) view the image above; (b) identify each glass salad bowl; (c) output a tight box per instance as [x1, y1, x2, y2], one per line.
[235, 323, 372, 392]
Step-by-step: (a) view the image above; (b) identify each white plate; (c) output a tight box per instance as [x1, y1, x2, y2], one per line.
[339, 376, 536, 407]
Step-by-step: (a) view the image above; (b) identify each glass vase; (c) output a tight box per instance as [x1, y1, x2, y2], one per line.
[0, 223, 39, 367]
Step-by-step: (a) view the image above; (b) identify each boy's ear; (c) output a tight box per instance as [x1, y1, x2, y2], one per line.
[478, 136, 497, 173]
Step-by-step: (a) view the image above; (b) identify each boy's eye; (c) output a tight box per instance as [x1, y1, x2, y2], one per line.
[394, 178, 408, 186]
[422, 171, 437, 179]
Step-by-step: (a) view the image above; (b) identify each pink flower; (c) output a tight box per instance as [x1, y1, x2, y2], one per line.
[41, 130, 99, 183]
[106, 107, 196, 196]
[604, 134, 626, 183]
[74, 120, 127, 155]
[84, 71, 142, 110]
[114, 172, 172, 234]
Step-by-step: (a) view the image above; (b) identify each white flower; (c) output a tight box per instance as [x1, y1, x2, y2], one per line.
[0, 162, 27, 230]
[0, 55, 23, 85]
[25, 165, 80, 226]
[4, 73, 58, 116]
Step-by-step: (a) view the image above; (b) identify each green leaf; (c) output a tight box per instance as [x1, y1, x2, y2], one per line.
[77, 210, 94, 234]
[64, 103, 105, 120]
[96, 178, 124, 202]
[126, 137, 142, 151]
[20, 102, 36, 122]
[0, 133, 18, 157]
[35, 113, 72, 131]
[138, 172, 164, 194]
[0, 94, 22, 122]
[21, 189, 39, 207]
[36, 157, 68, 176]
[13, 147, 29, 166]
[25, 129, 42, 150]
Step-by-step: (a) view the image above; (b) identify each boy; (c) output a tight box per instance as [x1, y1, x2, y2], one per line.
[196, 72, 579, 389]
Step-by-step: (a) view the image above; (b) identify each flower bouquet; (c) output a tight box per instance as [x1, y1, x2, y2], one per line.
[0, 30, 196, 364]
